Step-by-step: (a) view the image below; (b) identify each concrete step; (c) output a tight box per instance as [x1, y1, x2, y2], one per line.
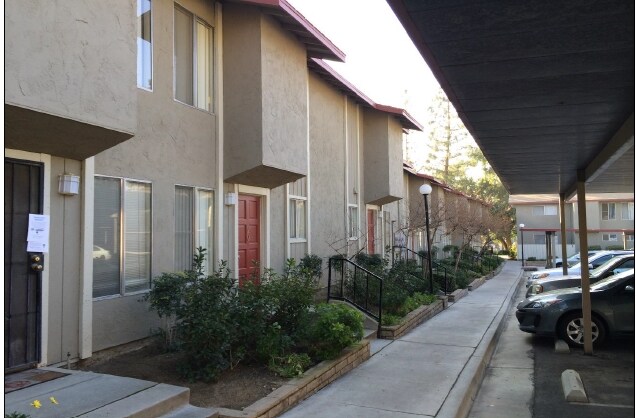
[80, 383, 190, 418]
[160, 404, 219, 418]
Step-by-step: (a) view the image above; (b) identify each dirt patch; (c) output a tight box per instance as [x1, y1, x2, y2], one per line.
[78, 339, 287, 410]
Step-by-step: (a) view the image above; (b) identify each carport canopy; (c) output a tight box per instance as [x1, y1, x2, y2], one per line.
[387, 0, 635, 354]
[387, 0, 634, 197]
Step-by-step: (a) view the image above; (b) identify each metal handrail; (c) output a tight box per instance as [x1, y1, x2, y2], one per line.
[328, 257, 383, 333]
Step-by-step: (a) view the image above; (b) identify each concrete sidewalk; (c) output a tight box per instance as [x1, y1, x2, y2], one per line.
[279, 260, 523, 418]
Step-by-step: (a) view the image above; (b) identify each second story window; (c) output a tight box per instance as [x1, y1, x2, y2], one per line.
[532, 205, 557, 216]
[621, 202, 634, 220]
[601, 203, 617, 220]
[137, 0, 152, 90]
[174, 4, 213, 111]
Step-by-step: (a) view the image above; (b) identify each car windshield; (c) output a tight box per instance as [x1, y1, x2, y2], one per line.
[589, 257, 625, 278]
[590, 270, 634, 292]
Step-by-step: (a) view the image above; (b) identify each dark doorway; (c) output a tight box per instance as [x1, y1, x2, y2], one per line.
[5, 158, 43, 372]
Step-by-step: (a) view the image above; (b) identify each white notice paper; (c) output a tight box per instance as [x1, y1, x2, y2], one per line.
[27, 214, 50, 253]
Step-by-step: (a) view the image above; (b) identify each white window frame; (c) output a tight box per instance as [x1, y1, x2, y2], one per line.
[602, 233, 618, 242]
[174, 185, 215, 274]
[137, 0, 153, 90]
[288, 195, 307, 242]
[601, 203, 617, 220]
[348, 205, 359, 240]
[93, 176, 153, 299]
[626, 234, 635, 242]
[532, 205, 557, 216]
[621, 202, 634, 220]
[173, 4, 213, 112]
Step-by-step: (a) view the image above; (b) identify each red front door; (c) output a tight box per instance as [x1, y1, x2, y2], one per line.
[238, 195, 260, 286]
[367, 210, 376, 254]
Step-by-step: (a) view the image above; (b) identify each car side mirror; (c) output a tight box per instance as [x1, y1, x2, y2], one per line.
[588, 264, 593, 269]
[625, 285, 634, 293]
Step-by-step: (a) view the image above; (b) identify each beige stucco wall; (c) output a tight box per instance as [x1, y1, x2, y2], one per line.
[363, 111, 403, 206]
[5, 0, 137, 159]
[92, 0, 218, 352]
[307, 74, 348, 280]
[223, 6, 308, 188]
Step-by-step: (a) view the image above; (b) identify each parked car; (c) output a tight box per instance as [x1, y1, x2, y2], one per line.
[93, 245, 112, 260]
[516, 269, 634, 347]
[526, 254, 634, 297]
[527, 250, 633, 287]
[554, 251, 601, 268]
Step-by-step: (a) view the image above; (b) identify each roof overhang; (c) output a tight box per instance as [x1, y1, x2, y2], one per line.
[387, 0, 634, 197]
[308, 58, 423, 131]
[228, 0, 346, 62]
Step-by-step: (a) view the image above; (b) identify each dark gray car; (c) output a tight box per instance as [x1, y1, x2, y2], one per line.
[526, 254, 634, 298]
[516, 269, 635, 347]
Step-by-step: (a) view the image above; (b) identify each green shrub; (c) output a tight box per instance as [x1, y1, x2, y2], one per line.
[606, 245, 625, 250]
[268, 353, 312, 378]
[5, 413, 30, 418]
[589, 245, 602, 250]
[299, 254, 323, 281]
[300, 303, 364, 361]
[381, 313, 401, 326]
[396, 292, 437, 317]
[527, 256, 537, 261]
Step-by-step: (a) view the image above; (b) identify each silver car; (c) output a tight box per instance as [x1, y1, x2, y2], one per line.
[516, 269, 635, 347]
[527, 250, 633, 287]
[526, 254, 634, 298]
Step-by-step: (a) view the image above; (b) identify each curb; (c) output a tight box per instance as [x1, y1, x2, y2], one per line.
[436, 264, 525, 418]
[561, 369, 588, 402]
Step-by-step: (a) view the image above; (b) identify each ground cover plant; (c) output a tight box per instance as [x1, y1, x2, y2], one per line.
[144, 249, 364, 382]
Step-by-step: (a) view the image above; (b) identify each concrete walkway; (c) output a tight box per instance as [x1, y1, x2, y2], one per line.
[279, 261, 523, 418]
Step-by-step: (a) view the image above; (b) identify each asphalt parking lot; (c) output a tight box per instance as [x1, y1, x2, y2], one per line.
[533, 334, 635, 418]
[470, 270, 634, 418]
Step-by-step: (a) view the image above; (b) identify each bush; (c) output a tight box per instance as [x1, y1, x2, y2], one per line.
[606, 245, 625, 251]
[527, 256, 537, 261]
[268, 353, 312, 378]
[589, 245, 602, 250]
[145, 250, 361, 381]
[300, 303, 364, 361]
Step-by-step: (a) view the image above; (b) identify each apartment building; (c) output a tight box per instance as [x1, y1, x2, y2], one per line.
[5, 0, 422, 371]
[510, 193, 635, 260]
[400, 165, 489, 257]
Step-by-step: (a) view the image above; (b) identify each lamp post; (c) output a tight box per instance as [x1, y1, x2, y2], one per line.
[519, 224, 525, 267]
[419, 184, 434, 293]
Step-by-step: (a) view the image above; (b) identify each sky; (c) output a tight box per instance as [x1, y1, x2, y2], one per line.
[288, 0, 440, 122]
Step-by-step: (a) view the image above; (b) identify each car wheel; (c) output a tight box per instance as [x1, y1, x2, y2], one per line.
[558, 312, 606, 347]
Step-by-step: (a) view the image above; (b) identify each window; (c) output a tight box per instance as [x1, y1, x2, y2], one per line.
[175, 186, 214, 273]
[602, 233, 618, 241]
[289, 197, 307, 240]
[626, 234, 634, 242]
[137, 0, 152, 89]
[533, 234, 546, 245]
[532, 205, 557, 216]
[174, 5, 212, 111]
[621, 202, 634, 220]
[348, 206, 359, 239]
[601, 203, 617, 220]
[93, 177, 152, 298]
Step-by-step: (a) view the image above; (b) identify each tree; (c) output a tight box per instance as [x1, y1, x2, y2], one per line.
[425, 88, 470, 184]
[421, 88, 516, 253]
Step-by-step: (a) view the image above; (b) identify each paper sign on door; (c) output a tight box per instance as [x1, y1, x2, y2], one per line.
[27, 214, 50, 253]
